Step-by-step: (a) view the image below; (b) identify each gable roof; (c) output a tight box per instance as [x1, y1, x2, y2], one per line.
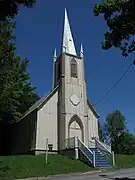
[87, 100, 100, 118]
[21, 85, 59, 120]
[19, 85, 99, 120]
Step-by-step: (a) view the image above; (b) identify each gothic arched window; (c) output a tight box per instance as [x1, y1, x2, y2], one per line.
[71, 58, 77, 78]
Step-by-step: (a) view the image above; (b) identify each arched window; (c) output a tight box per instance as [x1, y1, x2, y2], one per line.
[71, 58, 77, 78]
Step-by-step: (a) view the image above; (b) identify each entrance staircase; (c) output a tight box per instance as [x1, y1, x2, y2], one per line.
[78, 139, 114, 167]
[65, 137, 115, 168]
[78, 139, 113, 168]
[89, 148, 112, 167]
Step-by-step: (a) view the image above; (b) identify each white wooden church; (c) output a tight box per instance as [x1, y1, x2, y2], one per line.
[10, 10, 111, 162]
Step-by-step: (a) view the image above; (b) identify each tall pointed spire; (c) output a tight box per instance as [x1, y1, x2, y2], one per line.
[62, 9, 77, 56]
[80, 44, 84, 57]
[52, 48, 57, 89]
[53, 48, 57, 62]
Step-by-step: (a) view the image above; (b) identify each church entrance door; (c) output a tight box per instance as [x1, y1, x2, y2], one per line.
[68, 115, 84, 142]
[69, 121, 82, 140]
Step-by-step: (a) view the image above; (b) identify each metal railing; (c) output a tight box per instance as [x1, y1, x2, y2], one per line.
[95, 138, 115, 167]
[64, 137, 115, 167]
[78, 138, 95, 167]
[95, 139, 112, 154]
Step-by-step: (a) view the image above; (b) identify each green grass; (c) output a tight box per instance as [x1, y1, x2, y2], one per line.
[0, 154, 135, 179]
[0, 154, 93, 180]
[115, 154, 135, 169]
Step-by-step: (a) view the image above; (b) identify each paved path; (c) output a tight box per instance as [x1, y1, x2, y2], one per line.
[47, 168, 135, 180]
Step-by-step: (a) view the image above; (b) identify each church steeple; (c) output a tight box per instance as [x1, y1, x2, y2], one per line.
[53, 48, 57, 62]
[53, 48, 57, 89]
[80, 44, 84, 57]
[62, 9, 77, 56]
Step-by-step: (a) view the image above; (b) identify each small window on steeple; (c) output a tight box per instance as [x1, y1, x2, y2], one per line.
[71, 58, 77, 78]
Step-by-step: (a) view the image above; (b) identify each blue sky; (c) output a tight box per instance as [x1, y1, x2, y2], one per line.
[16, 0, 135, 134]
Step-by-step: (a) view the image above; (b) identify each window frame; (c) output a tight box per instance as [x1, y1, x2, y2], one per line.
[70, 58, 77, 78]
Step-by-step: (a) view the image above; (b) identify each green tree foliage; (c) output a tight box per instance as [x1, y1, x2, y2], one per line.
[105, 110, 127, 139]
[0, 0, 36, 20]
[94, 0, 135, 57]
[104, 110, 127, 150]
[104, 109, 135, 154]
[115, 131, 135, 154]
[0, 19, 39, 124]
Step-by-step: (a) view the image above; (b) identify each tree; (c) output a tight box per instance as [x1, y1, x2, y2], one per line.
[117, 132, 135, 154]
[112, 131, 135, 154]
[94, 0, 135, 57]
[0, 19, 39, 124]
[104, 110, 135, 154]
[0, 0, 36, 21]
[104, 110, 127, 151]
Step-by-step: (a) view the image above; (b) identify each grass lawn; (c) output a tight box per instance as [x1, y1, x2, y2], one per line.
[0, 154, 93, 180]
[115, 154, 135, 169]
[0, 154, 135, 180]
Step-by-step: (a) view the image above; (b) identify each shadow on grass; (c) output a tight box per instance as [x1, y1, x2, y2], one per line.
[0, 161, 10, 179]
[0, 161, 10, 172]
